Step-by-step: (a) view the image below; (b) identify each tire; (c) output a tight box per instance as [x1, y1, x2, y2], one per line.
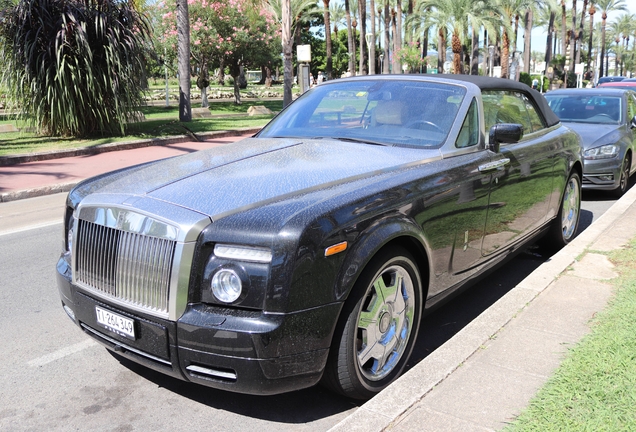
[612, 155, 631, 198]
[542, 171, 581, 251]
[322, 247, 423, 400]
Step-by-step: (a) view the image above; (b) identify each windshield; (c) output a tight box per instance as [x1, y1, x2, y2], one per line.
[545, 94, 622, 124]
[258, 80, 466, 148]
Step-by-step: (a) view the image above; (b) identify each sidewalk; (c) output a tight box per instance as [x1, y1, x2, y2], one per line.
[0, 130, 256, 202]
[329, 185, 636, 432]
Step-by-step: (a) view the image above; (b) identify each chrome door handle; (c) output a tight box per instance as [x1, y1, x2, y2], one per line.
[478, 158, 510, 173]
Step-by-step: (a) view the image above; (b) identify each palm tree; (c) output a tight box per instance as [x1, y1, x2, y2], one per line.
[611, 13, 635, 75]
[597, 0, 626, 77]
[537, 0, 559, 70]
[330, 3, 346, 37]
[576, 0, 589, 65]
[267, 0, 319, 98]
[498, 0, 532, 79]
[417, 0, 500, 74]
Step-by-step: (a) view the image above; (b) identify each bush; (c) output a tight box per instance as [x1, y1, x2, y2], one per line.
[0, 0, 151, 137]
[519, 72, 532, 87]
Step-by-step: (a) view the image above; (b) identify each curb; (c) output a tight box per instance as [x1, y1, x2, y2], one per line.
[0, 182, 78, 203]
[328, 185, 636, 432]
[0, 127, 261, 167]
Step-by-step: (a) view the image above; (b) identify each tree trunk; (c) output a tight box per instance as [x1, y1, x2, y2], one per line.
[570, 0, 576, 72]
[384, 3, 390, 73]
[345, 0, 355, 75]
[395, 0, 403, 72]
[577, 0, 588, 66]
[438, 27, 446, 73]
[587, 8, 595, 75]
[422, 26, 428, 73]
[482, 29, 488, 75]
[501, 30, 510, 79]
[545, 12, 555, 67]
[392, 8, 400, 73]
[523, 8, 532, 73]
[600, 13, 607, 77]
[471, 27, 479, 75]
[369, 0, 376, 74]
[177, 0, 191, 122]
[323, 0, 333, 80]
[452, 32, 462, 74]
[358, 0, 367, 75]
[282, 0, 293, 107]
[561, 1, 567, 57]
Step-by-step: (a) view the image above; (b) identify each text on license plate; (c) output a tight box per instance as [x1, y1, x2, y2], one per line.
[95, 306, 135, 339]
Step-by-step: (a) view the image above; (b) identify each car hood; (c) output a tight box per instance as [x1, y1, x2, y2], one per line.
[562, 122, 623, 149]
[75, 138, 440, 220]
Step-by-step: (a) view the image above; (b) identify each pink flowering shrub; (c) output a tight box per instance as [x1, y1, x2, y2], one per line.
[154, 0, 280, 84]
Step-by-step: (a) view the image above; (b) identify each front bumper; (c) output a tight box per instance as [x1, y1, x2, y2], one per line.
[582, 157, 623, 190]
[57, 257, 338, 395]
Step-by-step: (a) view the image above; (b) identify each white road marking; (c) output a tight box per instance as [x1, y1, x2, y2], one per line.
[0, 220, 62, 237]
[28, 339, 98, 367]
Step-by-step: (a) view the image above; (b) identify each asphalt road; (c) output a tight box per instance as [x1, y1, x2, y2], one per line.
[0, 191, 619, 431]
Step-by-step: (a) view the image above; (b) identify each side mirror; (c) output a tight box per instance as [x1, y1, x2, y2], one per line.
[631, 115, 636, 129]
[488, 123, 524, 152]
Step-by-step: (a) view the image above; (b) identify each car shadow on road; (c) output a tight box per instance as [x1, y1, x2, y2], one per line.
[110, 351, 361, 424]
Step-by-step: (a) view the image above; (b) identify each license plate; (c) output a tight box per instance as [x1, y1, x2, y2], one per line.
[95, 306, 135, 339]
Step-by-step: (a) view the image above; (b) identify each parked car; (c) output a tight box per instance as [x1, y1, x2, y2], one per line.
[597, 76, 625, 86]
[545, 88, 636, 196]
[597, 81, 636, 91]
[57, 75, 582, 399]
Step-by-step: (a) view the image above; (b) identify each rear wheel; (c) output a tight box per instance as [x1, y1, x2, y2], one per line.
[322, 247, 423, 399]
[542, 171, 581, 251]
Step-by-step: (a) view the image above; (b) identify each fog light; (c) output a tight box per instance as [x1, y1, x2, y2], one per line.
[599, 174, 614, 182]
[63, 304, 76, 322]
[211, 269, 242, 303]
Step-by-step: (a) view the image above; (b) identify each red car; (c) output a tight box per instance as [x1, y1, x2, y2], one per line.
[598, 81, 636, 90]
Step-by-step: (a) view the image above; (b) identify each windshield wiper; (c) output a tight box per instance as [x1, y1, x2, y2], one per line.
[329, 136, 392, 146]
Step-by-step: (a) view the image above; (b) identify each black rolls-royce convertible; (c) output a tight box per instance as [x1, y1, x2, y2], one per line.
[56, 75, 582, 399]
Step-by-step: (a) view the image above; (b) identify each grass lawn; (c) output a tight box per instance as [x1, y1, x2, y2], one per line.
[506, 239, 636, 431]
[0, 99, 283, 157]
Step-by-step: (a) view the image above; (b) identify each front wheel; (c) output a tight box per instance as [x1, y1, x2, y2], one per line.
[322, 247, 423, 399]
[541, 171, 581, 251]
[612, 155, 631, 197]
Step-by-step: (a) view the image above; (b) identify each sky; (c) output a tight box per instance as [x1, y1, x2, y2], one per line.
[526, 3, 636, 55]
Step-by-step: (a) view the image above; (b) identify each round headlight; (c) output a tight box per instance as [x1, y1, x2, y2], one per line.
[211, 269, 242, 303]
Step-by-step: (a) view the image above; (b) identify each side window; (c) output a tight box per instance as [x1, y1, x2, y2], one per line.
[456, 98, 479, 148]
[522, 94, 545, 132]
[628, 95, 636, 121]
[482, 90, 541, 138]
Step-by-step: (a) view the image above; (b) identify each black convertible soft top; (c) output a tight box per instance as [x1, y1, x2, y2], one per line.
[434, 74, 561, 128]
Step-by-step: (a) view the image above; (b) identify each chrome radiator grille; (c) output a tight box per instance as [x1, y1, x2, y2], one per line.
[75, 219, 176, 314]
